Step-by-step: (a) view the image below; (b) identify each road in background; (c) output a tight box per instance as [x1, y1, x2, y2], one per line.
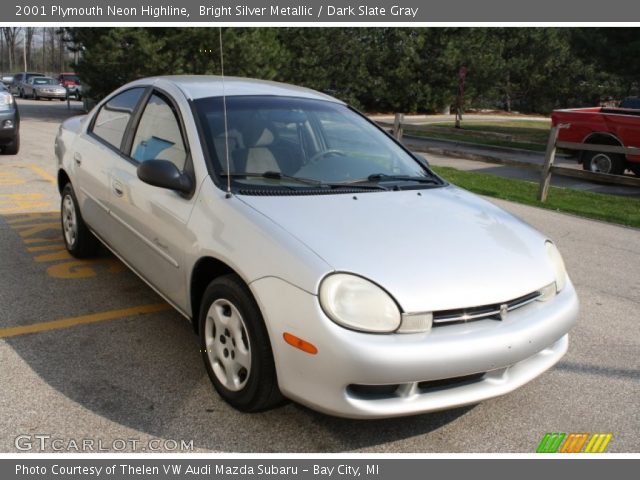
[0, 99, 638, 453]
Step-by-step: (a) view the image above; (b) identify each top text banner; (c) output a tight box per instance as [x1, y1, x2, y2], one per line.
[5, 0, 640, 23]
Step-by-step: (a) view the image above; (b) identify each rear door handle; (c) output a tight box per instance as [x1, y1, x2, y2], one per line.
[74, 152, 82, 165]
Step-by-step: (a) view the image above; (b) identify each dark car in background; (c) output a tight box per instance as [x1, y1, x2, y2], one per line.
[620, 97, 640, 109]
[0, 83, 19, 154]
[11, 72, 45, 97]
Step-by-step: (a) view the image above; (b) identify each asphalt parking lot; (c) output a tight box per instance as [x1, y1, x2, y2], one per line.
[0, 98, 638, 453]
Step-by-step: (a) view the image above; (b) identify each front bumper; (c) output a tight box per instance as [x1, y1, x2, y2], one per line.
[36, 90, 66, 98]
[251, 277, 579, 419]
[0, 110, 18, 143]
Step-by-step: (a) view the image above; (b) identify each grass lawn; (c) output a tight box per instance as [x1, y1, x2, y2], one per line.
[406, 119, 551, 152]
[432, 166, 640, 229]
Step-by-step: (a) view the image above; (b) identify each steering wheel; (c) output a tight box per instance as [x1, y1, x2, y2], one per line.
[308, 149, 346, 164]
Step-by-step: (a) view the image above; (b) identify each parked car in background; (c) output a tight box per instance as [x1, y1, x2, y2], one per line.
[0, 83, 19, 154]
[58, 72, 82, 99]
[55, 76, 578, 418]
[552, 106, 640, 176]
[11, 72, 45, 97]
[23, 76, 67, 101]
[1, 75, 14, 87]
[620, 97, 640, 109]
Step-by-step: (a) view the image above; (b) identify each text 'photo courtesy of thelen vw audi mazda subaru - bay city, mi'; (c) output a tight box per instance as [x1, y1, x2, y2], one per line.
[55, 76, 578, 418]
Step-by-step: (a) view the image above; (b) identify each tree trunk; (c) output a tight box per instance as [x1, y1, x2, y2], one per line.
[25, 27, 35, 71]
[58, 30, 64, 72]
[2, 27, 21, 72]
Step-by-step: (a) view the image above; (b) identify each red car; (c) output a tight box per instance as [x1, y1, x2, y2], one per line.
[552, 107, 640, 176]
[57, 73, 82, 99]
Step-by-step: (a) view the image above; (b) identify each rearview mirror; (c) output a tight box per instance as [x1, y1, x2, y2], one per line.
[137, 160, 192, 194]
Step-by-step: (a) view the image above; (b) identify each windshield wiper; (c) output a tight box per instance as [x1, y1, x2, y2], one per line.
[221, 171, 389, 190]
[220, 171, 326, 187]
[363, 173, 441, 185]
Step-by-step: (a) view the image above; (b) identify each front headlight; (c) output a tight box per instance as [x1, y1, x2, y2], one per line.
[319, 273, 401, 333]
[0, 93, 13, 110]
[545, 241, 567, 292]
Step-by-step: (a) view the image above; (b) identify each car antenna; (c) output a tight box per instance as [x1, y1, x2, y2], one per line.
[219, 27, 232, 199]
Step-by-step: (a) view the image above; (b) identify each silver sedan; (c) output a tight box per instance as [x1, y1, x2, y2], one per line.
[55, 76, 578, 418]
[24, 76, 67, 100]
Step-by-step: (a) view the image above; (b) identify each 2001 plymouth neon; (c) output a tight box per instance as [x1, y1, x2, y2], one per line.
[55, 76, 578, 418]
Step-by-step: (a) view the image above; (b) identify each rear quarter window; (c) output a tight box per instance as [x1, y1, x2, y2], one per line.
[91, 88, 145, 150]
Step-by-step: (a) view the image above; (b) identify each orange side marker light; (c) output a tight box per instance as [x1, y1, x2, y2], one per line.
[283, 332, 318, 355]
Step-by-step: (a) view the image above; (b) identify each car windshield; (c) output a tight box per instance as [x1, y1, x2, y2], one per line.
[33, 78, 57, 85]
[62, 75, 80, 83]
[194, 96, 441, 192]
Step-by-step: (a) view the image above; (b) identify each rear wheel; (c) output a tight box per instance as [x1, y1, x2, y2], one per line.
[582, 150, 626, 175]
[60, 183, 99, 258]
[199, 274, 284, 412]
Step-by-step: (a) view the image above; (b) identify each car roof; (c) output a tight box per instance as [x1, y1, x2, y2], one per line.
[126, 75, 344, 104]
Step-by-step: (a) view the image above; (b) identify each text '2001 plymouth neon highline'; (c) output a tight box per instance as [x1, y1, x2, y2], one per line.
[55, 76, 578, 418]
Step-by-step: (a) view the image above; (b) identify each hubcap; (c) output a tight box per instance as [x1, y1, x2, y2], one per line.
[62, 195, 78, 247]
[590, 153, 612, 173]
[204, 299, 251, 392]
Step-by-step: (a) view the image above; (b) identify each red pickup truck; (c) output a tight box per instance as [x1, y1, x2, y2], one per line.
[551, 107, 640, 176]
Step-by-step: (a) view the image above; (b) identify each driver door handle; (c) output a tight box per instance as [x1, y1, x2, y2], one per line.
[74, 152, 82, 165]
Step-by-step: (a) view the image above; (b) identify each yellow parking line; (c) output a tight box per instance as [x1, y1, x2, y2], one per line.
[28, 164, 57, 184]
[0, 303, 172, 339]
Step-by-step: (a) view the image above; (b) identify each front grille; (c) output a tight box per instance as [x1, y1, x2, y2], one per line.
[347, 372, 487, 400]
[432, 290, 541, 326]
[417, 372, 486, 392]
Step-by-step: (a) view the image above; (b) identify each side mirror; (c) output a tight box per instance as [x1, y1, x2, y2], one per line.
[137, 159, 192, 194]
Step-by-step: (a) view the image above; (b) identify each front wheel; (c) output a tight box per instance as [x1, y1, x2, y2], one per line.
[199, 274, 284, 412]
[582, 150, 626, 175]
[60, 183, 99, 258]
[3, 131, 19, 155]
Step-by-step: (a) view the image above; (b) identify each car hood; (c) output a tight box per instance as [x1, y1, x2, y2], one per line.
[238, 186, 556, 312]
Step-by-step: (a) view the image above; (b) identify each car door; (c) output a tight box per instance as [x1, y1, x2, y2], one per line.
[73, 87, 146, 244]
[107, 89, 196, 312]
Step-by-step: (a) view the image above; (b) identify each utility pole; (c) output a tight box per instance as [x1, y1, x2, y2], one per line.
[42, 27, 46, 72]
[23, 32, 27, 71]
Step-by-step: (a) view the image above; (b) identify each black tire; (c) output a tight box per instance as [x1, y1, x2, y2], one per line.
[33, 92, 39, 100]
[629, 162, 640, 177]
[19, 89, 24, 99]
[60, 183, 99, 258]
[582, 150, 626, 175]
[3, 131, 19, 155]
[199, 274, 284, 412]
